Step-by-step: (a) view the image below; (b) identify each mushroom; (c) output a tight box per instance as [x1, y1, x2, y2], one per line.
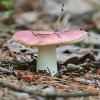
[12, 30, 87, 76]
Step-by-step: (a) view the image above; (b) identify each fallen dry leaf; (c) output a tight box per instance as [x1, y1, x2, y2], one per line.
[86, 86, 97, 92]
[25, 74, 33, 82]
[96, 69, 100, 75]
[0, 41, 4, 47]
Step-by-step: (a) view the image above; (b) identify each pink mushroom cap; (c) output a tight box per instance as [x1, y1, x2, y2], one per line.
[12, 30, 88, 46]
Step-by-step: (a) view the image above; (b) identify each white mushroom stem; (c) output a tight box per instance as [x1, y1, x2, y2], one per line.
[37, 46, 57, 76]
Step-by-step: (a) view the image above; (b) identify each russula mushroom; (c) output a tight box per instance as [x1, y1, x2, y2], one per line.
[12, 30, 87, 76]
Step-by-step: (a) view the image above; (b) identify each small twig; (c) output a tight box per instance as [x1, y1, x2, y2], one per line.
[79, 25, 98, 39]
[64, 22, 71, 32]
[47, 67, 52, 76]
[79, 24, 94, 31]
[87, 33, 98, 39]
[0, 66, 13, 74]
[53, 32, 61, 38]
[0, 79, 98, 98]
[54, 4, 64, 31]
[31, 31, 37, 36]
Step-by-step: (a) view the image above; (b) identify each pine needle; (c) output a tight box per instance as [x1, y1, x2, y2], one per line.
[54, 4, 64, 31]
